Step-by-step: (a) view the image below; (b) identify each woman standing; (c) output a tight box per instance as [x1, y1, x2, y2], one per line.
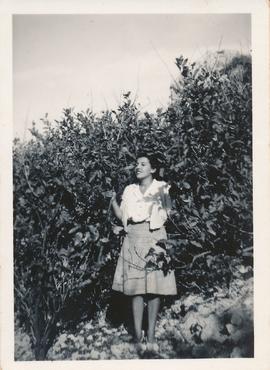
[111, 152, 177, 352]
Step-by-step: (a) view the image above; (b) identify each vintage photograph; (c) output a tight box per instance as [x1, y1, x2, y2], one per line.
[13, 13, 253, 361]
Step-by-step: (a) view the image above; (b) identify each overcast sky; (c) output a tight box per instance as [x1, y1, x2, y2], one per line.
[13, 14, 251, 139]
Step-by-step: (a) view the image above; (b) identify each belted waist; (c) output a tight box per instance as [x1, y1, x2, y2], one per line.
[127, 219, 149, 226]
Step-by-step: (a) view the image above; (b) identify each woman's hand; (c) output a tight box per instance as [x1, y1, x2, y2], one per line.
[102, 190, 118, 203]
[111, 191, 117, 203]
[110, 191, 123, 221]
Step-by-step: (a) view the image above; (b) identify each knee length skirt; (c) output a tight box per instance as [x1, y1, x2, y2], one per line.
[112, 222, 177, 296]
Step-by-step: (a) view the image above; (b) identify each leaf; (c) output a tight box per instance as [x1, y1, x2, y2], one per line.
[68, 225, 81, 234]
[192, 209, 200, 217]
[112, 225, 124, 235]
[206, 222, 216, 236]
[123, 165, 134, 171]
[88, 225, 99, 241]
[83, 231, 91, 243]
[100, 237, 109, 243]
[156, 239, 177, 250]
[159, 167, 165, 178]
[206, 255, 214, 268]
[194, 116, 204, 121]
[89, 171, 98, 184]
[58, 248, 68, 257]
[54, 178, 63, 186]
[200, 232, 206, 242]
[209, 205, 217, 213]
[183, 182, 191, 189]
[59, 210, 71, 223]
[191, 241, 202, 248]
[35, 186, 45, 196]
[236, 265, 246, 274]
[19, 197, 26, 207]
[62, 257, 69, 268]
[70, 177, 76, 186]
[81, 146, 88, 152]
[74, 232, 83, 246]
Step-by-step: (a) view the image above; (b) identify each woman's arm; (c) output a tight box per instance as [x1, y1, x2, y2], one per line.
[111, 192, 123, 221]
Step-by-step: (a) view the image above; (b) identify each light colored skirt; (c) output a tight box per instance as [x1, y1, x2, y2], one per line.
[112, 222, 177, 296]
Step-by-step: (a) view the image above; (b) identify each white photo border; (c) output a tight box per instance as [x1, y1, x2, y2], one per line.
[1, 1, 269, 369]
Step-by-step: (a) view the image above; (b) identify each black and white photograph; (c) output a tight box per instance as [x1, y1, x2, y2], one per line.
[1, 1, 270, 369]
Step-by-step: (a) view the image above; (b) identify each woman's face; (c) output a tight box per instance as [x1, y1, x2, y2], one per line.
[135, 157, 156, 180]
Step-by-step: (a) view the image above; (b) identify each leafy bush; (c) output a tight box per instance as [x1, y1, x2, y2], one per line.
[163, 54, 252, 291]
[14, 52, 252, 359]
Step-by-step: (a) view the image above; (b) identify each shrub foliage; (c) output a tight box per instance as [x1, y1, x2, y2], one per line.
[13, 53, 252, 359]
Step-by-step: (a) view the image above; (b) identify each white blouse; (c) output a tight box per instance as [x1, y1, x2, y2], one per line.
[120, 179, 172, 231]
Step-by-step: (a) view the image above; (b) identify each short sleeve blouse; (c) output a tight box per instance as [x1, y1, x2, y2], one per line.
[120, 179, 171, 231]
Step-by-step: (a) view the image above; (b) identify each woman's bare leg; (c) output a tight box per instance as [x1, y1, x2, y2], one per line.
[132, 295, 144, 341]
[147, 295, 160, 343]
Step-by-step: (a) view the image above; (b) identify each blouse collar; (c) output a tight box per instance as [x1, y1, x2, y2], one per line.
[136, 178, 159, 197]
